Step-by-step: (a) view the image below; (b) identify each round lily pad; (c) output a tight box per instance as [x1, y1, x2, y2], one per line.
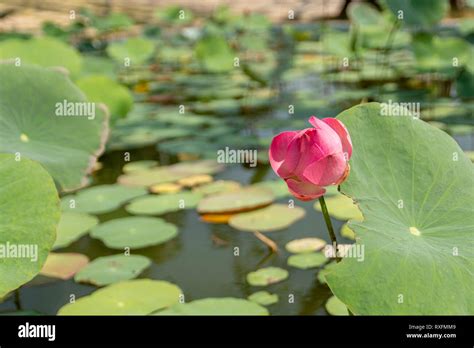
[192, 180, 241, 196]
[58, 279, 182, 315]
[155, 298, 268, 315]
[75, 254, 151, 286]
[197, 188, 274, 214]
[177, 174, 213, 187]
[0, 63, 108, 191]
[61, 184, 147, 214]
[325, 296, 349, 316]
[285, 238, 327, 254]
[149, 183, 182, 194]
[123, 160, 158, 173]
[106, 37, 155, 65]
[53, 212, 99, 250]
[118, 160, 223, 187]
[40, 253, 89, 280]
[0, 154, 60, 298]
[288, 253, 327, 270]
[314, 195, 363, 221]
[248, 291, 279, 306]
[195, 34, 234, 73]
[229, 204, 305, 232]
[90, 217, 178, 249]
[246, 267, 289, 286]
[126, 192, 202, 215]
[250, 180, 290, 199]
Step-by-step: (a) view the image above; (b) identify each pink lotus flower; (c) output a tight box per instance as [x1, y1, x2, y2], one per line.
[269, 116, 352, 201]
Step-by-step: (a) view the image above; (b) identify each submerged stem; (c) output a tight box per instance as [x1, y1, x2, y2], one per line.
[318, 195, 340, 263]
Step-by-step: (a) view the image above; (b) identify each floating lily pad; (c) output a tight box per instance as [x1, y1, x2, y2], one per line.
[197, 188, 274, 214]
[325, 296, 349, 316]
[195, 34, 234, 73]
[0, 154, 60, 298]
[76, 75, 133, 121]
[150, 183, 182, 194]
[288, 253, 327, 270]
[314, 195, 363, 221]
[0, 37, 82, 76]
[326, 103, 474, 314]
[40, 253, 89, 280]
[123, 160, 158, 173]
[246, 267, 289, 286]
[285, 238, 327, 254]
[126, 192, 202, 215]
[177, 174, 213, 187]
[229, 204, 305, 232]
[155, 298, 268, 315]
[118, 160, 223, 187]
[58, 279, 182, 315]
[192, 180, 241, 195]
[53, 212, 99, 249]
[61, 185, 147, 214]
[90, 217, 178, 249]
[340, 223, 356, 240]
[248, 291, 279, 306]
[251, 180, 291, 199]
[0, 64, 108, 191]
[106, 37, 155, 65]
[385, 0, 449, 29]
[75, 254, 151, 286]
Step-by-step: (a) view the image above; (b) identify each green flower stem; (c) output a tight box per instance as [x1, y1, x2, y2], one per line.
[318, 195, 340, 263]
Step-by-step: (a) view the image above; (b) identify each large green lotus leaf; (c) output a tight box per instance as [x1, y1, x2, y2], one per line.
[325, 103, 474, 314]
[75, 254, 151, 286]
[155, 298, 268, 315]
[314, 194, 363, 221]
[61, 184, 147, 214]
[0, 64, 109, 191]
[40, 252, 89, 280]
[0, 154, 60, 298]
[106, 37, 155, 65]
[246, 267, 289, 286]
[0, 37, 82, 76]
[288, 253, 328, 270]
[195, 34, 235, 73]
[248, 291, 279, 306]
[385, 0, 449, 29]
[229, 204, 305, 232]
[197, 188, 274, 214]
[58, 279, 181, 315]
[90, 217, 178, 249]
[53, 212, 99, 249]
[76, 75, 133, 121]
[126, 192, 202, 215]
